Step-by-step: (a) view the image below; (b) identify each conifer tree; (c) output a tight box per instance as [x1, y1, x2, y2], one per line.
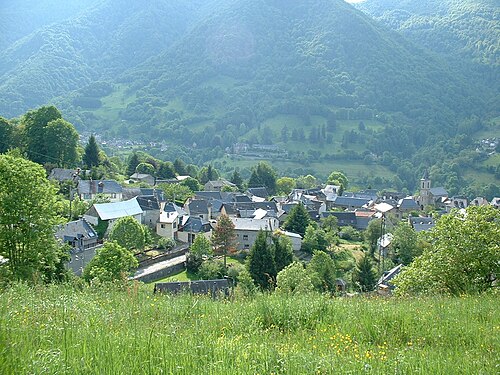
[283, 203, 311, 237]
[352, 254, 377, 292]
[247, 230, 276, 290]
[83, 134, 100, 168]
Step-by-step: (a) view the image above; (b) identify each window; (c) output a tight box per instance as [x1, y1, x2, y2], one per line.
[173, 222, 177, 229]
[161, 224, 165, 229]
[244, 244, 250, 249]
[243, 235, 248, 241]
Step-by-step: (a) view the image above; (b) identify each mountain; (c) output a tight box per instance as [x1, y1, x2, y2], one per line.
[355, 0, 499, 88]
[0, 0, 220, 117]
[0, 0, 498, 194]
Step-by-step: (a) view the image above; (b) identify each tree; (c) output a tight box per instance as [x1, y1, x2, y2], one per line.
[157, 161, 176, 179]
[44, 119, 80, 167]
[186, 235, 212, 273]
[230, 170, 244, 192]
[0, 154, 67, 282]
[391, 222, 423, 265]
[173, 158, 187, 175]
[83, 134, 100, 168]
[283, 204, 311, 236]
[247, 230, 276, 290]
[198, 165, 220, 184]
[393, 206, 500, 296]
[352, 254, 377, 292]
[0, 117, 14, 153]
[157, 183, 193, 203]
[301, 224, 329, 253]
[108, 216, 146, 252]
[276, 262, 314, 294]
[272, 232, 294, 273]
[211, 214, 237, 269]
[296, 175, 317, 189]
[247, 170, 262, 188]
[307, 250, 337, 293]
[254, 162, 277, 195]
[364, 218, 382, 255]
[135, 162, 155, 176]
[181, 177, 202, 192]
[126, 153, 140, 176]
[23, 106, 62, 164]
[327, 171, 348, 194]
[276, 177, 296, 195]
[321, 215, 339, 233]
[82, 241, 138, 283]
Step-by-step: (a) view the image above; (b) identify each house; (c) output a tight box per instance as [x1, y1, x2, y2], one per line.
[186, 199, 211, 222]
[221, 201, 279, 219]
[446, 196, 468, 211]
[470, 197, 489, 207]
[231, 217, 280, 250]
[331, 196, 371, 211]
[396, 197, 420, 219]
[377, 264, 403, 295]
[177, 216, 212, 244]
[55, 218, 99, 252]
[54, 218, 100, 275]
[491, 197, 500, 208]
[409, 216, 435, 232]
[137, 195, 162, 228]
[157, 211, 180, 240]
[204, 179, 236, 192]
[321, 211, 357, 227]
[354, 210, 376, 230]
[49, 168, 82, 183]
[129, 173, 155, 186]
[78, 179, 123, 202]
[247, 187, 269, 200]
[84, 197, 143, 228]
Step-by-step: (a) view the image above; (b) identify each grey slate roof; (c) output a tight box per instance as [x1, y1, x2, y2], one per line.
[223, 201, 278, 216]
[180, 217, 210, 233]
[247, 187, 269, 198]
[55, 218, 97, 243]
[321, 211, 357, 226]
[49, 168, 81, 182]
[188, 200, 209, 215]
[398, 197, 420, 210]
[78, 180, 123, 195]
[430, 187, 448, 197]
[333, 196, 370, 208]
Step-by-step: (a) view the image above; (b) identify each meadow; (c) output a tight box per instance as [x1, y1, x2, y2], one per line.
[1, 283, 498, 374]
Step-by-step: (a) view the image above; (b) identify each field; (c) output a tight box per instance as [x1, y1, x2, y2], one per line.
[1, 283, 498, 374]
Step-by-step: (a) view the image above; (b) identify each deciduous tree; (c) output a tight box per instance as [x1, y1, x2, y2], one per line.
[0, 154, 67, 282]
[211, 214, 237, 269]
[108, 216, 146, 252]
[83, 241, 138, 283]
[393, 206, 500, 296]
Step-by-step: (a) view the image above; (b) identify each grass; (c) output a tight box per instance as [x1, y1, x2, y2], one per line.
[1, 283, 498, 374]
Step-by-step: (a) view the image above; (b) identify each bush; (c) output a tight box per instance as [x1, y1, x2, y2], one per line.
[198, 260, 225, 280]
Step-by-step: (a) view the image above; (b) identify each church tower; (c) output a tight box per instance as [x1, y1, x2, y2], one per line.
[419, 170, 431, 208]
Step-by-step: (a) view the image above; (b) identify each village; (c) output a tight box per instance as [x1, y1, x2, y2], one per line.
[50, 165, 500, 292]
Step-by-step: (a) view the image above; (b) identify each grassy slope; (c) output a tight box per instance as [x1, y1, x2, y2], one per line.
[1, 283, 498, 374]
